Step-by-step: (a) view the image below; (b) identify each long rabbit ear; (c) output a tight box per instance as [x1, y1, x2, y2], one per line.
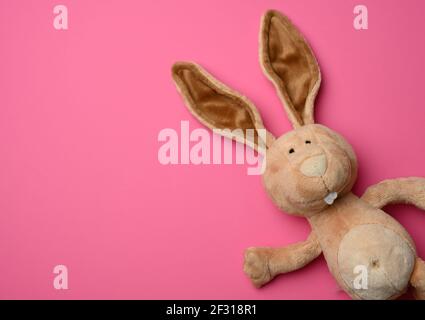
[260, 10, 321, 128]
[172, 62, 275, 152]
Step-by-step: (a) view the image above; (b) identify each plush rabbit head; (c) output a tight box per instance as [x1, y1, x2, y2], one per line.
[172, 10, 357, 217]
[264, 124, 357, 216]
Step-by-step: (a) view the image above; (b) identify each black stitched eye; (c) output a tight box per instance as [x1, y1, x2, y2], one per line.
[305, 140, 311, 144]
[289, 148, 295, 154]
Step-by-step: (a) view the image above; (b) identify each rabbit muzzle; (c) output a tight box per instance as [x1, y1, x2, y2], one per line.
[300, 154, 327, 177]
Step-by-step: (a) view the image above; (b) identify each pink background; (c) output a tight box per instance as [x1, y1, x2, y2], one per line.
[1, 0, 425, 299]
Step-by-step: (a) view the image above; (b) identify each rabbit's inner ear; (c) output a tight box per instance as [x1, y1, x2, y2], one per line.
[261, 10, 321, 128]
[178, 68, 257, 132]
[268, 16, 318, 116]
[172, 62, 273, 151]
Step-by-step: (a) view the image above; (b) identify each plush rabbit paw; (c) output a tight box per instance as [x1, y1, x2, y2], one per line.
[243, 247, 273, 287]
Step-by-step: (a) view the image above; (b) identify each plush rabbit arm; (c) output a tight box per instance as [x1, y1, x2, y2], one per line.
[243, 232, 321, 287]
[362, 177, 425, 210]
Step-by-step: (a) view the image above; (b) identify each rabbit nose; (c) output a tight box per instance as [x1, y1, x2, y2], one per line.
[300, 154, 327, 177]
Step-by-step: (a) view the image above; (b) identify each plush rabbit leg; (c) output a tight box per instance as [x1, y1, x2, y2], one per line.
[362, 177, 425, 210]
[410, 258, 425, 300]
[243, 232, 321, 287]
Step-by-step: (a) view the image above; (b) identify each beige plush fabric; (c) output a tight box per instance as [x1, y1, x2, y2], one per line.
[307, 193, 418, 300]
[172, 9, 425, 300]
[362, 177, 425, 210]
[411, 258, 425, 299]
[262, 124, 357, 216]
[244, 232, 321, 287]
[337, 224, 415, 299]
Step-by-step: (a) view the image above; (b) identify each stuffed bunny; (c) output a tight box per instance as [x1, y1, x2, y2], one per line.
[171, 10, 425, 300]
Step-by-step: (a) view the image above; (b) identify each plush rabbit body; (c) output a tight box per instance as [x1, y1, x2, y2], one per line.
[263, 123, 420, 299]
[172, 10, 425, 300]
[311, 192, 416, 299]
